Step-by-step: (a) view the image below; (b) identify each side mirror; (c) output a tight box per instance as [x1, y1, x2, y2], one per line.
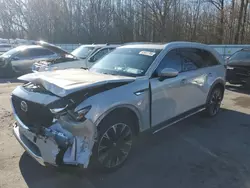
[158, 68, 178, 81]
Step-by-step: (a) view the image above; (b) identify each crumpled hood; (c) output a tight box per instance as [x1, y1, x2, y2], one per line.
[18, 69, 135, 97]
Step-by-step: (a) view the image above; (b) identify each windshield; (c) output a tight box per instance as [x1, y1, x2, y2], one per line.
[71, 46, 95, 58]
[229, 50, 250, 61]
[90, 48, 161, 77]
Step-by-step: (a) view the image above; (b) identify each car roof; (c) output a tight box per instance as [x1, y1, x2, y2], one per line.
[13, 43, 71, 56]
[120, 43, 165, 49]
[100, 45, 120, 48]
[15, 45, 43, 50]
[78, 44, 106, 48]
[121, 41, 212, 50]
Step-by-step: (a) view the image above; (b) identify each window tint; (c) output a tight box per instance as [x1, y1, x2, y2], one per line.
[180, 48, 219, 69]
[202, 51, 219, 66]
[229, 50, 250, 61]
[92, 48, 111, 61]
[16, 50, 31, 58]
[90, 48, 161, 77]
[71, 46, 95, 58]
[37, 48, 55, 56]
[156, 50, 182, 74]
[28, 48, 54, 56]
[179, 49, 202, 71]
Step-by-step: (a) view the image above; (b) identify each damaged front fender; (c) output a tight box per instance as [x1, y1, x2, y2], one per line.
[57, 114, 97, 168]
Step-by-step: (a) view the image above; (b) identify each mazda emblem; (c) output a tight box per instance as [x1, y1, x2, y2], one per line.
[20, 101, 28, 112]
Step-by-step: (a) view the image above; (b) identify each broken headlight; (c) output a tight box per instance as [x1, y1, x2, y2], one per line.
[68, 106, 91, 121]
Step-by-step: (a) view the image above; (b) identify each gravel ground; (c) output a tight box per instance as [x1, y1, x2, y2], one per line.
[1, 80, 250, 188]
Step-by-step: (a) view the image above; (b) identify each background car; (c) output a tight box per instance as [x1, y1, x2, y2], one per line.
[0, 41, 73, 77]
[0, 44, 12, 55]
[226, 49, 250, 87]
[32, 45, 119, 72]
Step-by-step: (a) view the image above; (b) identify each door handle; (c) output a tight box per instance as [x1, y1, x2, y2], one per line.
[180, 79, 187, 84]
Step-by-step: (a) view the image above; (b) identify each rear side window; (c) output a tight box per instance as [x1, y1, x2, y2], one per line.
[16, 48, 54, 58]
[179, 48, 219, 70]
[28, 48, 54, 56]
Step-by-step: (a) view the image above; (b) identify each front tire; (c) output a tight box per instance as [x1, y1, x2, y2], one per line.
[92, 115, 134, 172]
[2, 63, 15, 78]
[205, 87, 223, 117]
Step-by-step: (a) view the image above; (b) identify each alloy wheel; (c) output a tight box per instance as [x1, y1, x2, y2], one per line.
[97, 123, 133, 168]
[209, 89, 222, 116]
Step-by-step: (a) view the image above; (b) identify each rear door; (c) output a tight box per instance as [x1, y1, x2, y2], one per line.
[177, 48, 209, 111]
[150, 48, 210, 127]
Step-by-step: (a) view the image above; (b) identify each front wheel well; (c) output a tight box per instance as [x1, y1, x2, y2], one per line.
[207, 81, 225, 104]
[97, 107, 140, 136]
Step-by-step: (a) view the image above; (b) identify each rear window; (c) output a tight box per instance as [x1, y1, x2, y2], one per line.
[229, 50, 250, 61]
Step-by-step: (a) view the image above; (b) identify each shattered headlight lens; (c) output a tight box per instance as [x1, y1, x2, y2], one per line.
[68, 106, 92, 121]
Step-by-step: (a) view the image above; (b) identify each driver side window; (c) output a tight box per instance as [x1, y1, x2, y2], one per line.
[15, 50, 31, 58]
[156, 49, 183, 75]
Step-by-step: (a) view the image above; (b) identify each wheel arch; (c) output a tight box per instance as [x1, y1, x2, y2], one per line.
[95, 104, 142, 136]
[206, 79, 225, 104]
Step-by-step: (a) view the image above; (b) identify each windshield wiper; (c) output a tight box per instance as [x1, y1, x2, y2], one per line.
[80, 67, 88, 70]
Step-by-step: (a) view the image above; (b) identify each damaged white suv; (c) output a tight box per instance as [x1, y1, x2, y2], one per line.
[11, 42, 226, 171]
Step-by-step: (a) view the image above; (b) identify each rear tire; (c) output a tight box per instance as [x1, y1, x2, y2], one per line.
[91, 114, 135, 172]
[204, 87, 223, 117]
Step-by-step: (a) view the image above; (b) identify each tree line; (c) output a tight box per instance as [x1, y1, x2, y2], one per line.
[0, 0, 249, 44]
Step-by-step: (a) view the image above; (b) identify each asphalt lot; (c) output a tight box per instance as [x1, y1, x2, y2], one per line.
[1, 80, 250, 188]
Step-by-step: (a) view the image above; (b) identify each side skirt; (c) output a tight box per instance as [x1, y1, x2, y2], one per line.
[152, 105, 206, 134]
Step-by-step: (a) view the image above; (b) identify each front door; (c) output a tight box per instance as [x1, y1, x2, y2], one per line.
[150, 49, 187, 127]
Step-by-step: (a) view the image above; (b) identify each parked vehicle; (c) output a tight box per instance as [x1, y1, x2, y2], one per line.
[11, 42, 225, 172]
[226, 49, 250, 87]
[0, 44, 12, 55]
[32, 45, 119, 72]
[0, 41, 73, 77]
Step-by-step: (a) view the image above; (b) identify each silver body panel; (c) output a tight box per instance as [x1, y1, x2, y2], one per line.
[11, 42, 226, 168]
[11, 54, 58, 73]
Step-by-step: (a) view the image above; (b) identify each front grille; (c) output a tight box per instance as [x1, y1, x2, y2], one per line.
[12, 95, 53, 128]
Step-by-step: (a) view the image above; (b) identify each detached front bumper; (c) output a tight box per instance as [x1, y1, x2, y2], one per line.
[13, 123, 47, 166]
[12, 108, 96, 168]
